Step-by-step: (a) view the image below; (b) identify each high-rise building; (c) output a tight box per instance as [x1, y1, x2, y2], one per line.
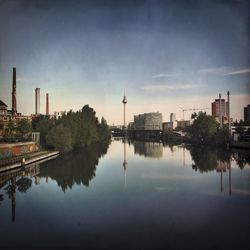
[212, 98, 228, 117]
[35, 88, 40, 115]
[244, 105, 250, 123]
[170, 113, 176, 122]
[46, 93, 49, 116]
[12, 67, 17, 116]
[134, 112, 162, 130]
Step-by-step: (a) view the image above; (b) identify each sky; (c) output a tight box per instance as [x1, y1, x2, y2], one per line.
[0, 0, 249, 124]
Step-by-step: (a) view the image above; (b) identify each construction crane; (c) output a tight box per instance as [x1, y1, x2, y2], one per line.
[180, 107, 209, 121]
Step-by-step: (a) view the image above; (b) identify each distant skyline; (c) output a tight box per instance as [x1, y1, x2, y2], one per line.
[0, 0, 249, 124]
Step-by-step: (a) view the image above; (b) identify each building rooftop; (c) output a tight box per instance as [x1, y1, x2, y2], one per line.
[0, 100, 8, 107]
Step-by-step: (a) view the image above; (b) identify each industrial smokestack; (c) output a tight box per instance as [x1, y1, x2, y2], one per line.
[227, 91, 231, 138]
[35, 88, 40, 115]
[46, 93, 49, 116]
[12, 67, 17, 116]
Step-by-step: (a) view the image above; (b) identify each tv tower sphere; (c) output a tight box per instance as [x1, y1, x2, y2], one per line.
[122, 95, 127, 104]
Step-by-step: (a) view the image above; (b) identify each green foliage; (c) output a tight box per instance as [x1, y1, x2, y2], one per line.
[189, 146, 218, 172]
[46, 124, 72, 152]
[163, 128, 180, 142]
[17, 120, 32, 135]
[33, 105, 110, 151]
[191, 112, 197, 120]
[5, 120, 16, 135]
[190, 112, 218, 143]
[33, 115, 55, 146]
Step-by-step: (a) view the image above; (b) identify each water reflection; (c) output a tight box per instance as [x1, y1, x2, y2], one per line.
[39, 140, 110, 191]
[0, 164, 40, 222]
[132, 141, 163, 158]
[122, 139, 128, 187]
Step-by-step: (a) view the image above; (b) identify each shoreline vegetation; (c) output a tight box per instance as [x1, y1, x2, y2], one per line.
[161, 112, 250, 149]
[33, 105, 111, 152]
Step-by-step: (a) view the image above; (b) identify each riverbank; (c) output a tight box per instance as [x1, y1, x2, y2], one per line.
[0, 150, 59, 173]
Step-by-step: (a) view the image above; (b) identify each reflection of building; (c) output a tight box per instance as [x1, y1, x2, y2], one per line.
[134, 141, 163, 158]
[0, 163, 40, 222]
[216, 160, 232, 195]
[133, 112, 162, 130]
[244, 105, 250, 123]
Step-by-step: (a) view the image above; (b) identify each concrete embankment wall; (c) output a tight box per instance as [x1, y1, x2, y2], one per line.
[0, 142, 39, 160]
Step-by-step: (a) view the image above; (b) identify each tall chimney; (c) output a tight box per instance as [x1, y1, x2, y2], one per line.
[35, 88, 40, 115]
[46, 93, 49, 116]
[227, 91, 231, 138]
[12, 67, 17, 116]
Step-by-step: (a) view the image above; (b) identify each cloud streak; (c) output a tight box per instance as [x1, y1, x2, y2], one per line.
[224, 68, 250, 76]
[141, 84, 203, 92]
[198, 66, 250, 76]
[152, 73, 177, 78]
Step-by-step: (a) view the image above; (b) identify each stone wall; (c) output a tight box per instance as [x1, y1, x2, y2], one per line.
[0, 142, 38, 160]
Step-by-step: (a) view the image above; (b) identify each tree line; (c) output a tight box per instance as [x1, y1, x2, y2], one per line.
[33, 105, 110, 152]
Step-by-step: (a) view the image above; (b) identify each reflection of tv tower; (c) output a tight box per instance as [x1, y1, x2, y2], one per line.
[122, 93, 127, 130]
[123, 140, 128, 187]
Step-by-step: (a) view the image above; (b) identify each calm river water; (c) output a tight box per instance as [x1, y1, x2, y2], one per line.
[0, 139, 250, 248]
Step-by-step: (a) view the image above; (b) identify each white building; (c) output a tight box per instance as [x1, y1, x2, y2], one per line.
[134, 112, 162, 130]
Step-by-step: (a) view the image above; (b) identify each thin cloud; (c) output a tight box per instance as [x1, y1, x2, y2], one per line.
[17, 77, 29, 81]
[152, 73, 177, 78]
[198, 66, 231, 75]
[224, 68, 250, 76]
[141, 84, 203, 92]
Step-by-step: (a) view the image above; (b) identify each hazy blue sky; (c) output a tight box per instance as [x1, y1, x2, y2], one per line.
[0, 0, 249, 124]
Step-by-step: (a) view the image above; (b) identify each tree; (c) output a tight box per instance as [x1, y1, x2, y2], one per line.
[98, 117, 111, 141]
[33, 116, 55, 146]
[17, 119, 32, 135]
[46, 124, 72, 152]
[189, 112, 218, 143]
[5, 120, 16, 136]
[191, 112, 197, 120]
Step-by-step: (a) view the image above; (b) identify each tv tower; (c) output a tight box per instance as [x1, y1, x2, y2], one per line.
[122, 92, 127, 130]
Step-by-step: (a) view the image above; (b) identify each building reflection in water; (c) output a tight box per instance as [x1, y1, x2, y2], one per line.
[0, 164, 40, 222]
[216, 159, 232, 196]
[133, 141, 163, 158]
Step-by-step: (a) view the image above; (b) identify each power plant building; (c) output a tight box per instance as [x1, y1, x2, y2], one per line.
[133, 112, 162, 130]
